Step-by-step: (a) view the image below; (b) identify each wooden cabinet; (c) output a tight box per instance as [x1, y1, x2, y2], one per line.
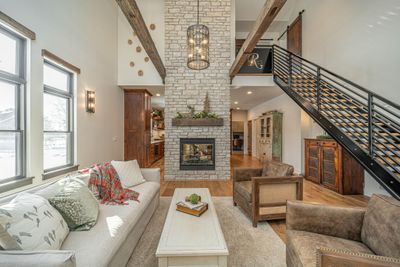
[149, 141, 164, 165]
[255, 111, 283, 162]
[304, 139, 364, 195]
[124, 89, 152, 167]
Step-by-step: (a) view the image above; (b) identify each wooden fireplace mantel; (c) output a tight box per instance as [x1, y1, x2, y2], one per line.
[171, 118, 224, 127]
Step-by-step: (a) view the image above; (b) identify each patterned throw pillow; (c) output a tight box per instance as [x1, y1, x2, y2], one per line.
[48, 178, 99, 231]
[0, 193, 69, 250]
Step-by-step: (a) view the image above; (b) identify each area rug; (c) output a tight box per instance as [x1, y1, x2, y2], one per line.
[127, 197, 286, 267]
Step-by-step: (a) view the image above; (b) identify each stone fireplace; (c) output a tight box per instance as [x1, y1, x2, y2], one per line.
[180, 138, 215, 170]
[164, 0, 231, 180]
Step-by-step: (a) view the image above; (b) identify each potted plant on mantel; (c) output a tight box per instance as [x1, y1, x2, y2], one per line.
[172, 92, 224, 126]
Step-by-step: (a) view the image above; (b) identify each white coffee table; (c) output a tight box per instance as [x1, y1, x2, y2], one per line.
[156, 188, 229, 267]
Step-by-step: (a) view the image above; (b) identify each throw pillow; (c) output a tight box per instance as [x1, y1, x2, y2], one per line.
[111, 160, 146, 188]
[48, 178, 99, 231]
[0, 250, 76, 267]
[0, 193, 69, 250]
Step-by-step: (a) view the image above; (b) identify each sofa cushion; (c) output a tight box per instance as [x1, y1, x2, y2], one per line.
[111, 160, 145, 188]
[262, 161, 294, 177]
[60, 181, 159, 267]
[0, 193, 69, 250]
[286, 230, 373, 267]
[361, 194, 400, 258]
[0, 250, 76, 267]
[235, 181, 252, 202]
[48, 178, 99, 231]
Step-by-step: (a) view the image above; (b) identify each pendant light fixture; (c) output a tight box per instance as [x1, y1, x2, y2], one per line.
[187, 0, 209, 70]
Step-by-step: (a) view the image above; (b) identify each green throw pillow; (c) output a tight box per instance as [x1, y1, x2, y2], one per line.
[48, 178, 99, 231]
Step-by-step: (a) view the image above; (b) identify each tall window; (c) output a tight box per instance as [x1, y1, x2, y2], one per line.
[0, 26, 26, 183]
[43, 61, 74, 172]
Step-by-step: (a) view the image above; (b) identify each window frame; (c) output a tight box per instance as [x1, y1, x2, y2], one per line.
[43, 60, 75, 173]
[0, 25, 27, 184]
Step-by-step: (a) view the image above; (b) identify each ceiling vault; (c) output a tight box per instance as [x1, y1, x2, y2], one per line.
[229, 0, 287, 80]
[116, 0, 166, 83]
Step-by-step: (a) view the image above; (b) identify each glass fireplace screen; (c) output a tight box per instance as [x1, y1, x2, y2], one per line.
[180, 138, 215, 170]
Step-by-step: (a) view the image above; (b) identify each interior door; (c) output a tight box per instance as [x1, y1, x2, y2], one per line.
[287, 14, 302, 56]
[248, 120, 252, 155]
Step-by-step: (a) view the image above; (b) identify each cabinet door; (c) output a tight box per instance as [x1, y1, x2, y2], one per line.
[305, 141, 320, 183]
[320, 143, 340, 191]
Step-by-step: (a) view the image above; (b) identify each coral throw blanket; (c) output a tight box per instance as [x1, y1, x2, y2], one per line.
[87, 162, 140, 205]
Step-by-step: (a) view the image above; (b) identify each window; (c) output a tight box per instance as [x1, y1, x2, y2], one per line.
[0, 26, 26, 183]
[43, 61, 74, 172]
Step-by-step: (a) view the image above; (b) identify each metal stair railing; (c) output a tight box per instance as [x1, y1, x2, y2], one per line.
[272, 45, 400, 199]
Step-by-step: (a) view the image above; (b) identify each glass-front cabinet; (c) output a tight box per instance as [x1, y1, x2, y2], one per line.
[255, 111, 283, 162]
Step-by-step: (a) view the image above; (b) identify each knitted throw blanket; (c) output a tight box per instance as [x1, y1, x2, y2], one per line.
[87, 162, 140, 205]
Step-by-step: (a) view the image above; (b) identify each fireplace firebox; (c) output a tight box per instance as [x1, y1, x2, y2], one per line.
[180, 138, 215, 170]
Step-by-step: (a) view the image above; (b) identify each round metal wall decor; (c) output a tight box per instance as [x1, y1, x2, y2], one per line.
[150, 24, 156, 30]
[187, 0, 209, 70]
[136, 46, 142, 53]
[128, 39, 133, 45]
[129, 61, 135, 67]
[138, 70, 144, 76]
[144, 57, 149, 62]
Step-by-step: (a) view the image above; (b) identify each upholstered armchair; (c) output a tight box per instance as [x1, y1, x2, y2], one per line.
[286, 195, 400, 267]
[233, 161, 303, 227]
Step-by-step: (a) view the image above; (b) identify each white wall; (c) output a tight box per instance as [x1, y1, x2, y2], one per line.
[0, 0, 123, 194]
[232, 110, 248, 154]
[248, 94, 302, 172]
[117, 0, 164, 85]
[284, 0, 400, 196]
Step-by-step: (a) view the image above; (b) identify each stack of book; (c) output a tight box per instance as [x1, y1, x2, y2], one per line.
[176, 200, 208, 217]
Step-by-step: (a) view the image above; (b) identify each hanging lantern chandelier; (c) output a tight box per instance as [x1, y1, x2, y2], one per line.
[187, 0, 209, 70]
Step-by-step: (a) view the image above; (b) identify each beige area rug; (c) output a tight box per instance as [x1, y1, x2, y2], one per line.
[127, 197, 286, 267]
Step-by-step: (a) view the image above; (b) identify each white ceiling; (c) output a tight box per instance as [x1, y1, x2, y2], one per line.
[231, 86, 284, 110]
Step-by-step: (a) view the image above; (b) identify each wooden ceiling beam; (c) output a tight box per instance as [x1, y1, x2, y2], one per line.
[229, 0, 287, 80]
[116, 0, 166, 83]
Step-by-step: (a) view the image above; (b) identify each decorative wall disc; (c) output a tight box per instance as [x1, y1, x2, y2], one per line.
[136, 46, 142, 53]
[128, 39, 133, 45]
[144, 57, 150, 62]
[150, 24, 156, 30]
[138, 70, 144, 76]
[129, 61, 135, 67]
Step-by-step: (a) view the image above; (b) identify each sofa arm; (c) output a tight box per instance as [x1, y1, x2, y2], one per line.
[233, 167, 262, 182]
[286, 201, 366, 241]
[141, 168, 160, 184]
[0, 250, 76, 267]
[316, 247, 400, 267]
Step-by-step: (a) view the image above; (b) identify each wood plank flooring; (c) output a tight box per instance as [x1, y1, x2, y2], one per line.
[151, 154, 369, 242]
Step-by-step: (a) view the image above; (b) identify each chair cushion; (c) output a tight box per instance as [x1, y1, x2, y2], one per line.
[234, 181, 252, 202]
[286, 230, 373, 267]
[0, 250, 76, 267]
[361, 194, 400, 258]
[262, 161, 294, 177]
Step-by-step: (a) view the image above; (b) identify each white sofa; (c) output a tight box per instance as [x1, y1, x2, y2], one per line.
[0, 168, 161, 267]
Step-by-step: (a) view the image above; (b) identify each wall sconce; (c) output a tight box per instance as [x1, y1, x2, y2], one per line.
[86, 90, 95, 113]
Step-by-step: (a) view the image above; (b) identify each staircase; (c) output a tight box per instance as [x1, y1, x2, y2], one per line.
[272, 45, 400, 199]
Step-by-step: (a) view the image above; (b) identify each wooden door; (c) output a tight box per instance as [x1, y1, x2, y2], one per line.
[320, 142, 340, 191]
[305, 140, 320, 183]
[248, 120, 252, 155]
[287, 14, 302, 56]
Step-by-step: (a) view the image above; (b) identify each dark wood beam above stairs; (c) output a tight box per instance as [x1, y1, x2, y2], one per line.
[116, 0, 166, 83]
[229, 0, 286, 80]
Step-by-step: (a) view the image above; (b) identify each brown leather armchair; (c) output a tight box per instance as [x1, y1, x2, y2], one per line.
[233, 161, 303, 227]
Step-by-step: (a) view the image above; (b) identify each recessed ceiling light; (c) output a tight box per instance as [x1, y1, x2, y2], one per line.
[156, 93, 161, 97]
[236, 107, 240, 110]
[234, 101, 238, 104]
[247, 91, 252, 95]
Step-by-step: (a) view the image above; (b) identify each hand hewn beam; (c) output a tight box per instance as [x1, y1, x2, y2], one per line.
[229, 0, 286, 79]
[116, 0, 166, 83]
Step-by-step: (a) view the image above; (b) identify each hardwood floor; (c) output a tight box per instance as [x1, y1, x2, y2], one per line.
[151, 154, 369, 242]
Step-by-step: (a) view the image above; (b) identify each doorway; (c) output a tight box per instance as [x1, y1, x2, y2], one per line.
[232, 121, 245, 153]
